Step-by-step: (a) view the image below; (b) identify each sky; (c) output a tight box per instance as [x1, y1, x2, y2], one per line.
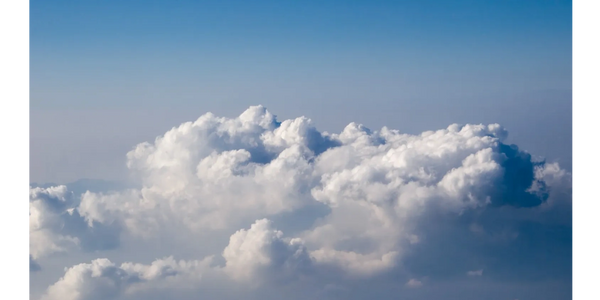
[29, 1, 572, 300]
[30, 0, 572, 184]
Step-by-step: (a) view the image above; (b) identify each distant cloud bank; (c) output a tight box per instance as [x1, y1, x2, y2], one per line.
[31, 106, 572, 300]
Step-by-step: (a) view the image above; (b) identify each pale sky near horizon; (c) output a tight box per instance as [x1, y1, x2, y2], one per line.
[31, 90, 572, 184]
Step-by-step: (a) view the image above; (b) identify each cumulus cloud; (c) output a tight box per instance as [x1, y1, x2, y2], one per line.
[29, 185, 121, 266]
[41, 256, 212, 300]
[78, 106, 331, 235]
[29, 185, 80, 259]
[33, 106, 572, 300]
[222, 218, 312, 283]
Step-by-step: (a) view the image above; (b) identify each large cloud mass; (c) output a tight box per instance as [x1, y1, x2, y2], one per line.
[31, 106, 572, 300]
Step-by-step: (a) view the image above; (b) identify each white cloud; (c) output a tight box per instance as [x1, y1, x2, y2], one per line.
[32, 106, 572, 300]
[79, 106, 326, 235]
[222, 218, 312, 283]
[41, 256, 212, 300]
[29, 186, 80, 260]
[467, 269, 483, 276]
[406, 278, 423, 288]
[532, 162, 572, 208]
[29, 185, 122, 272]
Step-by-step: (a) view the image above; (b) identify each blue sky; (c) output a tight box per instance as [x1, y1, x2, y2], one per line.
[30, 0, 572, 184]
[31, 0, 571, 108]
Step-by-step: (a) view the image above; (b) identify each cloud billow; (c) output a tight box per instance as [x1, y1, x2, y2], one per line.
[29, 185, 121, 268]
[32, 106, 572, 300]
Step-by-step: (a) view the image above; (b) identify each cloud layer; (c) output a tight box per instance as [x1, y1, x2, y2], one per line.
[31, 106, 572, 300]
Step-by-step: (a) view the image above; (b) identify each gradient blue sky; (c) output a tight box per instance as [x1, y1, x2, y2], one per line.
[30, 0, 572, 183]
